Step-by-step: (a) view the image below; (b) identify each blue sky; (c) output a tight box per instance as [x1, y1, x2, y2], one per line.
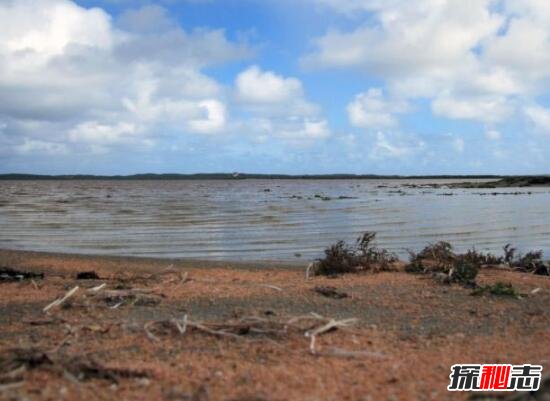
[1, 0, 549, 175]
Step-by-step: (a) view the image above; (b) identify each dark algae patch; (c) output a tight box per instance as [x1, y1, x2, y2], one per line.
[0, 267, 44, 282]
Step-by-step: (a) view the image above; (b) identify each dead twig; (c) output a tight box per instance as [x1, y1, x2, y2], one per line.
[43, 286, 79, 313]
[141, 313, 359, 355]
[87, 283, 106, 293]
[305, 318, 358, 354]
[258, 284, 283, 292]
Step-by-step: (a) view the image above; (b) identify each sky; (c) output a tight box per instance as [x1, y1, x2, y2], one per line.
[1, 0, 550, 175]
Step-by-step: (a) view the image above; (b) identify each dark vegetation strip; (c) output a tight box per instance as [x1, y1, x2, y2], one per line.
[310, 232, 549, 297]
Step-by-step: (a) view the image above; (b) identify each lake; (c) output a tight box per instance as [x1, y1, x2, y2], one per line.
[0, 179, 549, 262]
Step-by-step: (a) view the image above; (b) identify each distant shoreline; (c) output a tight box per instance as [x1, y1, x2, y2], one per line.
[0, 172, 523, 180]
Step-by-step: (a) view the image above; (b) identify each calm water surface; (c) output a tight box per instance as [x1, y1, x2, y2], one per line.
[1, 179, 549, 261]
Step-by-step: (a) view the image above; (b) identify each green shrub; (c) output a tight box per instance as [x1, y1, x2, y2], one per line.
[450, 262, 479, 286]
[471, 282, 521, 298]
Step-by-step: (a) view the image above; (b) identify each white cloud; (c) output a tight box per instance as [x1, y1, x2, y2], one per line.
[0, 0, 253, 157]
[236, 65, 303, 104]
[452, 137, 465, 153]
[234, 66, 330, 142]
[347, 88, 408, 129]
[0, 0, 114, 58]
[304, 0, 550, 127]
[303, 0, 501, 79]
[234, 65, 318, 119]
[278, 119, 330, 140]
[187, 100, 227, 135]
[524, 105, 550, 135]
[369, 131, 425, 160]
[15, 138, 69, 155]
[69, 121, 140, 144]
[485, 130, 502, 141]
[432, 94, 512, 123]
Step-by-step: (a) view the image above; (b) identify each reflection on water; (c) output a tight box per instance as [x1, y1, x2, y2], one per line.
[0, 179, 549, 261]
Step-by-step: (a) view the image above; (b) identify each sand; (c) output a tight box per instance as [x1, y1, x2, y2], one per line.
[0, 249, 548, 401]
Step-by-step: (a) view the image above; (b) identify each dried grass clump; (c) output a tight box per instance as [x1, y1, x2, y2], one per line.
[312, 232, 398, 277]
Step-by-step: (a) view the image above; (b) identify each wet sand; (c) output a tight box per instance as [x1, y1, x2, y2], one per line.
[0, 249, 549, 401]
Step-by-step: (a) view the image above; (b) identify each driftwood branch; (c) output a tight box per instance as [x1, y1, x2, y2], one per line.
[43, 286, 79, 312]
[305, 318, 358, 354]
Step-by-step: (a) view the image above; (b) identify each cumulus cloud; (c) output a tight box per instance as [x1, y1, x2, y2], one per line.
[234, 66, 330, 142]
[0, 0, 252, 159]
[186, 100, 227, 135]
[347, 88, 408, 129]
[15, 139, 69, 156]
[431, 94, 512, 124]
[235, 65, 318, 117]
[236, 65, 303, 104]
[304, 0, 550, 128]
[524, 105, 550, 135]
[369, 131, 425, 160]
[485, 130, 502, 141]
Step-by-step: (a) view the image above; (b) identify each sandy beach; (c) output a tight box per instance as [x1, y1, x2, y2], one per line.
[0, 249, 548, 401]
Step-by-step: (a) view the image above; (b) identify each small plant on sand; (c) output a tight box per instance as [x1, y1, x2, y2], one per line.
[515, 250, 549, 275]
[406, 242, 456, 274]
[503, 243, 516, 264]
[449, 261, 479, 287]
[355, 232, 398, 271]
[406, 242, 481, 286]
[459, 248, 503, 266]
[503, 245, 549, 276]
[315, 241, 357, 276]
[471, 281, 521, 298]
[312, 232, 398, 276]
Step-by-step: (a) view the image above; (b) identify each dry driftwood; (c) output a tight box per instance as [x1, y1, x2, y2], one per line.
[142, 313, 358, 355]
[305, 318, 358, 354]
[43, 286, 79, 312]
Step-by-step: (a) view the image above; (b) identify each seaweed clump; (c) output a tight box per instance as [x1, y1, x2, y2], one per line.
[313, 232, 398, 277]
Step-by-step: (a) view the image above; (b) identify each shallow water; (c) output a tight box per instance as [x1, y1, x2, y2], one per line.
[0, 179, 549, 261]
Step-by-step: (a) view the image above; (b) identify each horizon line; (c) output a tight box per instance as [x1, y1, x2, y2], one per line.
[1, 172, 548, 180]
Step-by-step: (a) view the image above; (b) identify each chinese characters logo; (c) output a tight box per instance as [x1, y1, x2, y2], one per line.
[448, 364, 543, 391]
